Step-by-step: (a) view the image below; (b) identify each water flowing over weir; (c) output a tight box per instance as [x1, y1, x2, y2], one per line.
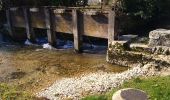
[0, 6, 130, 97]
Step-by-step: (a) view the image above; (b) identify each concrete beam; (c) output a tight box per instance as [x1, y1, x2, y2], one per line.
[6, 9, 14, 37]
[72, 9, 83, 52]
[23, 7, 36, 42]
[44, 8, 56, 46]
[108, 9, 116, 46]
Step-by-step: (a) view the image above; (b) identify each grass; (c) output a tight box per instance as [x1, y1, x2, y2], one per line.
[0, 83, 33, 100]
[1, 76, 170, 100]
[0, 83, 48, 100]
[82, 76, 170, 100]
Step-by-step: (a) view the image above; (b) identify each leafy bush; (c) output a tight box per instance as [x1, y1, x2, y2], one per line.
[119, 0, 170, 20]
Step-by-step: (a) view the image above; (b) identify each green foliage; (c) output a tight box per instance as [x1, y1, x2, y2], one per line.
[9, 0, 51, 7]
[82, 76, 170, 100]
[3, 0, 86, 7]
[120, 0, 170, 20]
[51, 0, 86, 6]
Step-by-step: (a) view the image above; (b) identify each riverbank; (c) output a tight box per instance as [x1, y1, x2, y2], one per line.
[0, 34, 170, 100]
[1, 70, 169, 100]
[0, 41, 128, 100]
[82, 75, 170, 100]
[37, 62, 165, 100]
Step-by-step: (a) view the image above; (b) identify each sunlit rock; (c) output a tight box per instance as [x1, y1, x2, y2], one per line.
[149, 29, 170, 47]
[112, 88, 148, 100]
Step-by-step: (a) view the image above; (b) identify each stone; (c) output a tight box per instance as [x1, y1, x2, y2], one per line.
[153, 46, 170, 55]
[37, 66, 152, 100]
[149, 29, 170, 47]
[143, 62, 159, 72]
[130, 43, 152, 53]
[110, 35, 138, 50]
[163, 48, 169, 55]
[112, 88, 148, 100]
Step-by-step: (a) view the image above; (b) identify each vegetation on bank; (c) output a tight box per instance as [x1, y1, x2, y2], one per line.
[82, 76, 170, 100]
[1, 76, 170, 100]
[0, 83, 33, 99]
[0, 83, 47, 100]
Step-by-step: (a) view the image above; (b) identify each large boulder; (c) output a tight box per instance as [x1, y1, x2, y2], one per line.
[112, 88, 148, 100]
[149, 29, 170, 47]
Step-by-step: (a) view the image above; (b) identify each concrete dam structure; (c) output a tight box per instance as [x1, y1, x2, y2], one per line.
[6, 7, 116, 52]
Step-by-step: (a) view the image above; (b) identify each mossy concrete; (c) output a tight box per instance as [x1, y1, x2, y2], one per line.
[107, 40, 170, 68]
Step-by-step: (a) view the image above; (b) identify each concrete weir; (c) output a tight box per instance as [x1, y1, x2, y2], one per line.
[5, 7, 116, 52]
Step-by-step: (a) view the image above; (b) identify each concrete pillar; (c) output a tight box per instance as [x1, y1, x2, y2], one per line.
[23, 7, 36, 42]
[108, 9, 116, 46]
[44, 7, 56, 46]
[6, 8, 14, 37]
[72, 9, 83, 53]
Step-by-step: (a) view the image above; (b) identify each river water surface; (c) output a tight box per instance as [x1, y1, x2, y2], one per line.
[0, 37, 128, 94]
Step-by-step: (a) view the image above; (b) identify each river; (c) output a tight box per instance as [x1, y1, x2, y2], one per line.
[0, 35, 128, 94]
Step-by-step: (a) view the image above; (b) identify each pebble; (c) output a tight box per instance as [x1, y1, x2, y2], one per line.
[37, 64, 157, 100]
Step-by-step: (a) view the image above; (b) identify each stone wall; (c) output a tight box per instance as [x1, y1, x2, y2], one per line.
[107, 40, 170, 68]
[149, 29, 170, 47]
[147, 29, 170, 55]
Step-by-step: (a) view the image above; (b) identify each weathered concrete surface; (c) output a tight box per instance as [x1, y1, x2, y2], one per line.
[107, 35, 170, 67]
[149, 29, 170, 47]
[10, 8, 109, 39]
[129, 43, 153, 54]
[107, 46, 170, 67]
[112, 88, 148, 100]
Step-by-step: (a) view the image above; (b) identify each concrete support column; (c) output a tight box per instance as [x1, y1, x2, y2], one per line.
[44, 7, 56, 46]
[23, 7, 36, 42]
[6, 8, 14, 37]
[72, 9, 83, 53]
[108, 9, 116, 46]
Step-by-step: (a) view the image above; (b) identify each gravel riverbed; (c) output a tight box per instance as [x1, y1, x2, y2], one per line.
[37, 63, 157, 100]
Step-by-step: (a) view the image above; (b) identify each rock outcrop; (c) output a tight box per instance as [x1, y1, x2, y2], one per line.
[149, 29, 170, 47]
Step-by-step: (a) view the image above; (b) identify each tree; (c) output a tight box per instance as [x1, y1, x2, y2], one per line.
[119, 0, 170, 20]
